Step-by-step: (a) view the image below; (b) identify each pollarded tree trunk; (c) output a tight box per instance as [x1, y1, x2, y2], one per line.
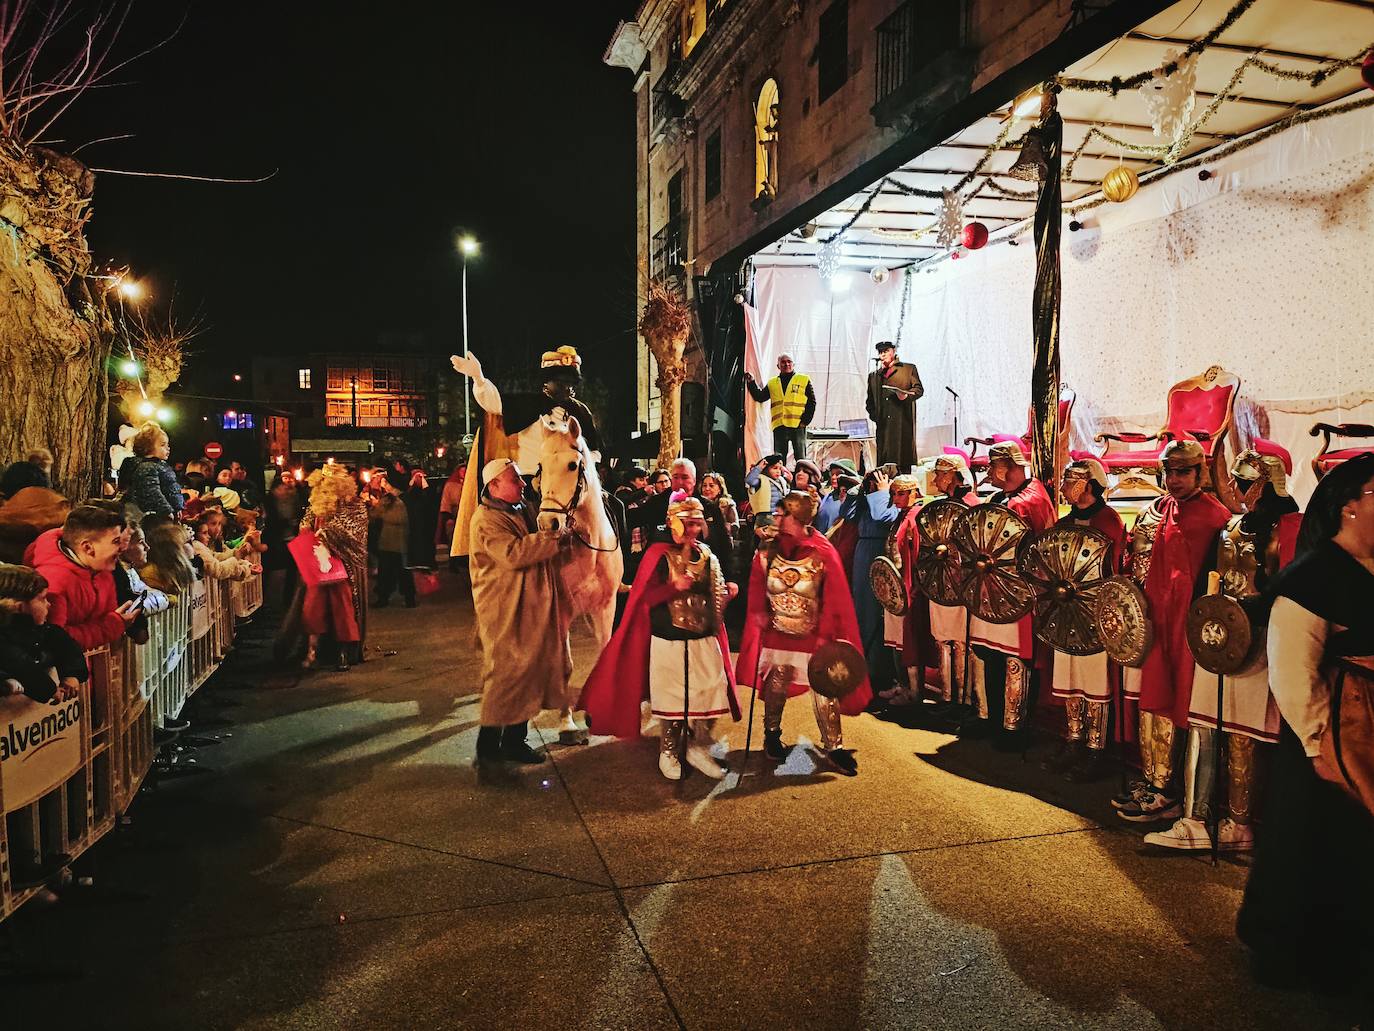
[653, 353, 686, 472]
[639, 279, 693, 472]
[0, 142, 112, 501]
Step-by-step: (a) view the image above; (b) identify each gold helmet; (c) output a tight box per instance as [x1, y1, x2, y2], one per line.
[1063, 457, 1109, 489]
[932, 453, 971, 481]
[666, 494, 706, 540]
[1232, 449, 1289, 498]
[890, 474, 922, 496]
[986, 440, 1029, 467]
[1160, 438, 1205, 472]
[778, 490, 818, 526]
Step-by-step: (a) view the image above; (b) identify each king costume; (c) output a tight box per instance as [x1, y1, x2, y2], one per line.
[736, 491, 872, 776]
[580, 496, 740, 781]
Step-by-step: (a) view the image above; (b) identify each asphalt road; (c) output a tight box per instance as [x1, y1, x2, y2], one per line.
[4, 572, 1359, 1029]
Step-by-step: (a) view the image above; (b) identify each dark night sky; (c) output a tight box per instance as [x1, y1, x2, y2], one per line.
[60, 3, 639, 400]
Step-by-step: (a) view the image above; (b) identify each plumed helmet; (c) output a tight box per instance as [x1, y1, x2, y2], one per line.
[1160, 438, 1205, 471]
[779, 489, 818, 526]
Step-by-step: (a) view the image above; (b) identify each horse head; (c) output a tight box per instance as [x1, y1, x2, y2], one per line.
[533, 413, 593, 534]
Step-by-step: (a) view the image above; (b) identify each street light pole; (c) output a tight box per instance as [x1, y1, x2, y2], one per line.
[458, 235, 479, 442]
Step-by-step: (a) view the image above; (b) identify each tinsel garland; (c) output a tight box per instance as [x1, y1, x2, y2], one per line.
[895, 268, 912, 344]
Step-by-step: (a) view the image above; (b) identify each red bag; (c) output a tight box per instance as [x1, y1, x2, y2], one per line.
[288, 529, 349, 586]
[414, 571, 441, 596]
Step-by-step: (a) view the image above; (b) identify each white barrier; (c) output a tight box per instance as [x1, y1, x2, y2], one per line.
[0, 570, 262, 921]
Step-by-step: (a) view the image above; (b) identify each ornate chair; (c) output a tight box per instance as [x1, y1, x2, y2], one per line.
[1093, 366, 1240, 480]
[964, 388, 1076, 486]
[1309, 422, 1374, 479]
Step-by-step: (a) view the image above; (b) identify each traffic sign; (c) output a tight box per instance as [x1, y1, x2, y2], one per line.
[203, 441, 223, 460]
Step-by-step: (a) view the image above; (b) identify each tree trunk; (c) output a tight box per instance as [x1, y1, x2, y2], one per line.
[0, 144, 111, 501]
[656, 373, 683, 471]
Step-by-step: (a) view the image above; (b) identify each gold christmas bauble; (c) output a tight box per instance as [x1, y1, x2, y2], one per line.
[1102, 166, 1139, 203]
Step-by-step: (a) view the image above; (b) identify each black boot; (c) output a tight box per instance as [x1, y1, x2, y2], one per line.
[1065, 748, 1111, 783]
[476, 726, 503, 764]
[501, 723, 544, 764]
[1041, 739, 1083, 773]
[763, 728, 789, 761]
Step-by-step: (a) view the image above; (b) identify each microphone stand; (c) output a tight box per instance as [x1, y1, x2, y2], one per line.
[946, 386, 960, 452]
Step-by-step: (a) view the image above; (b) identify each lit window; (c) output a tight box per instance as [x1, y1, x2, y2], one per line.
[220, 411, 256, 431]
[298, 368, 312, 389]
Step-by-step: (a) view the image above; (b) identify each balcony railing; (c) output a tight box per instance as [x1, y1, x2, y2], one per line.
[651, 217, 686, 282]
[872, 0, 971, 127]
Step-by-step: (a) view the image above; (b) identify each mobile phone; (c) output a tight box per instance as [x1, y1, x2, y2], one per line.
[132, 590, 148, 610]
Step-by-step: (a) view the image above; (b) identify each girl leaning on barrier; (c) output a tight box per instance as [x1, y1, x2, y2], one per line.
[0, 563, 87, 704]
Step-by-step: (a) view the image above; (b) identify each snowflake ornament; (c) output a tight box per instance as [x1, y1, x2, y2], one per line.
[1139, 49, 1197, 150]
[816, 236, 841, 281]
[935, 189, 964, 251]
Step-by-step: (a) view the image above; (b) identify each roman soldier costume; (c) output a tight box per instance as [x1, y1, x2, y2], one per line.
[1147, 449, 1301, 850]
[736, 491, 871, 776]
[1046, 458, 1126, 781]
[924, 454, 983, 716]
[579, 496, 740, 781]
[967, 441, 1056, 748]
[880, 474, 933, 703]
[1116, 439, 1231, 823]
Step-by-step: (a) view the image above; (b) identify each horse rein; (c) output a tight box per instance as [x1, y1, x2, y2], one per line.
[535, 460, 621, 554]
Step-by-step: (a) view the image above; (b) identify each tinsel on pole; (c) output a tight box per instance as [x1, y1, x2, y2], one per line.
[1030, 91, 1063, 497]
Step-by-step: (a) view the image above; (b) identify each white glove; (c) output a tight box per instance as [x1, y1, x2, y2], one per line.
[450, 353, 484, 380]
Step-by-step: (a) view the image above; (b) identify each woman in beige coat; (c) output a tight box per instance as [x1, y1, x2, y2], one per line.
[469, 459, 570, 765]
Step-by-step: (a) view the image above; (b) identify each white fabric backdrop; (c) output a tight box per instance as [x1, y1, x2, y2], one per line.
[751, 99, 1374, 502]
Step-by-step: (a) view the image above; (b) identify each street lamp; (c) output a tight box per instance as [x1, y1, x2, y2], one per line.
[457, 235, 479, 438]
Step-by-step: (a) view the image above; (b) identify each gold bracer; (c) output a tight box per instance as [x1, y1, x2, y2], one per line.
[766, 551, 825, 636]
[1128, 499, 1164, 586]
[1216, 514, 1279, 599]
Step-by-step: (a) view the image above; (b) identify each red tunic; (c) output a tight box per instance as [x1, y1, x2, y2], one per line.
[890, 503, 936, 669]
[735, 529, 873, 716]
[969, 477, 1057, 662]
[578, 542, 739, 738]
[1138, 491, 1232, 727]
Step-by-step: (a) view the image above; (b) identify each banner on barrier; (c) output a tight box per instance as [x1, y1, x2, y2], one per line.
[190, 580, 211, 639]
[0, 695, 83, 811]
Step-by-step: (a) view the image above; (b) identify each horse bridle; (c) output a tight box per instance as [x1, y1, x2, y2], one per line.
[534, 458, 620, 553]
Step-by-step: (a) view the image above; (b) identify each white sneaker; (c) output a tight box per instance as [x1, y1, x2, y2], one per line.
[658, 751, 683, 781]
[1217, 818, 1255, 852]
[685, 743, 726, 780]
[1144, 816, 1212, 850]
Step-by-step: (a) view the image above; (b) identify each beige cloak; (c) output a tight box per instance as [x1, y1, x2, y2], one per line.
[469, 499, 571, 725]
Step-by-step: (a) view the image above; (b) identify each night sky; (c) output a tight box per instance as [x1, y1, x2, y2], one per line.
[60, 3, 639, 402]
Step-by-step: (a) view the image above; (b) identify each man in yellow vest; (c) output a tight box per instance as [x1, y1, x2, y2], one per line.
[745, 353, 816, 465]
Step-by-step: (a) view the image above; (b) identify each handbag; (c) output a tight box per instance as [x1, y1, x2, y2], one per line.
[1314, 646, 1374, 819]
[288, 529, 349, 586]
[414, 570, 442, 596]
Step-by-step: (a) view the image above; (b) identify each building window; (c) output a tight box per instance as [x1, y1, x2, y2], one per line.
[818, 0, 849, 102]
[704, 128, 721, 201]
[755, 78, 779, 201]
[298, 368, 312, 389]
[220, 411, 255, 431]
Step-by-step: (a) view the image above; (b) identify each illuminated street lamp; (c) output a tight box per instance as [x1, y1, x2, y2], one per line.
[119, 359, 140, 377]
[117, 279, 144, 301]
[137, 400, 155, 418]
[457, 234, 480, 438]
[156, 407, 173, 422]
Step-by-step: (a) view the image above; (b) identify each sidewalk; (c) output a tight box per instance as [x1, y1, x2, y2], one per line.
[4, 572, 1358, 1029]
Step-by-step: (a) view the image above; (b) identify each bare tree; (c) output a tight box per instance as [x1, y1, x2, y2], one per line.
[638, 278, 693, 471]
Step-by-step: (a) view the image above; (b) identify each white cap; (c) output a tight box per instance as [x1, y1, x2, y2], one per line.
[482, 458, 519, 486]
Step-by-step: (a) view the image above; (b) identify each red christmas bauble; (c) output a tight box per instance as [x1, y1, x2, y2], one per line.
[961, 222, 989, 250]
[1363, 50, 1374, 91]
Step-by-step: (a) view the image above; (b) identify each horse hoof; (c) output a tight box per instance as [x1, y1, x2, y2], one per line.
[558, 728, 589, 746]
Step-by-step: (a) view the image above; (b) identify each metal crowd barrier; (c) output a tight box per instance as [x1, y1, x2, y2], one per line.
[0, 570, 262, 922]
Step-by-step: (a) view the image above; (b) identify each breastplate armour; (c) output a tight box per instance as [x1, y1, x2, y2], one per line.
[661, 545, 717, 636]
[1217, 515, 1276, 599]
[766, 552, 825, 636]
[1128, 500, 1164, 586]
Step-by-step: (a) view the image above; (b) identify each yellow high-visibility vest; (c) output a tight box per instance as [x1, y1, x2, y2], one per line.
[767, 373, 810, 430]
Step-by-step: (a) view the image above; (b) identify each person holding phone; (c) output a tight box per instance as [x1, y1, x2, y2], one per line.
[24, 505, 142, 652]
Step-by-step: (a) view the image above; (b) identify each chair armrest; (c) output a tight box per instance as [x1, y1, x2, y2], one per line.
[1093, 431, 1157, 445]
[1310, 422, 1374, 438]
[963, 436, 996, 447]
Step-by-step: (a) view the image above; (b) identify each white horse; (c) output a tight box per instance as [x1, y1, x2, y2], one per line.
[532, 413, 623, 737]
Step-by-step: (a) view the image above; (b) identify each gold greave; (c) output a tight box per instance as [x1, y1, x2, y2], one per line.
[941, 642, 957, 702]
[1085, 701, 1108, 751]
[968, 647, 988, 718]
[763, 665, 792, 731]
[1064, 697, 1086, 742]
[1002, 658, 1029, 731]
[1139, 711, 1155, 786]
[1183, 727, 1203, 821]
[659, 720, 685, 756]
[811, 691, 843, 750]
[1150, 715, 1177, 790]
[1227, 733, 1256, 823]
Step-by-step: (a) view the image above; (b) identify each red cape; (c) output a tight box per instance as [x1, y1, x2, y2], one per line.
[735, 529, 873, 716]
[1139, 491, 1231, 726]
[578, 541, 740, 738]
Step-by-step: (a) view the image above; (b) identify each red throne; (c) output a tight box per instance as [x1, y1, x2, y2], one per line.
[1309, 422, 1374, 479]
[1093, 366, 1240, 479]
[964, 389, 1076, 485]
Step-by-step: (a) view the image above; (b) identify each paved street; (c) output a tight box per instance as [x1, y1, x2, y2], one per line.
[5, 574, 1359, 1029]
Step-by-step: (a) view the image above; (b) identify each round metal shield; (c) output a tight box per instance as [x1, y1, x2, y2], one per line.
[914, 499, 967, 607]
[869, 556, 907, 616]
[1187, 593, 1257, 676]
[1093, 576, 1153, 667]
[1020, 525, 1113, 656]
[952, 503, 1034, 624]
[807, 640, 867, 699]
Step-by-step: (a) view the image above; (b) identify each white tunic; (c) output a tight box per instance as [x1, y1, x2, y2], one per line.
[649, 636, 732, 720]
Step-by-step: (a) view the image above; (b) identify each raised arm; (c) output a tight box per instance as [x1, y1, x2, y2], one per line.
[451, 352, 502, 415]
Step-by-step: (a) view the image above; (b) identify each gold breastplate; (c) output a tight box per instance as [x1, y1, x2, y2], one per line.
[664, 545, 718, 635]
[1128, 500, 1164, 586]
[1217, 515, 1277, 599]
[766, 552, 825, 636]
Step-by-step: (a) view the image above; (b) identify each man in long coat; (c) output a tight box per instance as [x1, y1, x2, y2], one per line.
[866, 340, 923, 470]
[469, 458, 570, 765]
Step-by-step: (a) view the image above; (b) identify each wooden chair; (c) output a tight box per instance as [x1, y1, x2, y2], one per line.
[1093, 366, 1240, 480]
[1309, 422, 1374, 479]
